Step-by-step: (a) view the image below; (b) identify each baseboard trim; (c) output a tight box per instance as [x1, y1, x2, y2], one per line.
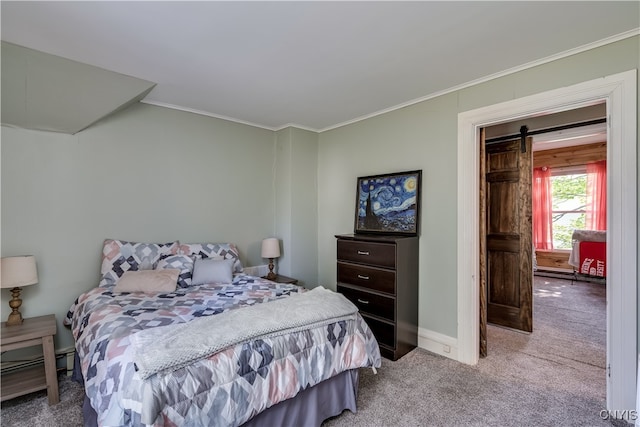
[418, 327, 458, 361]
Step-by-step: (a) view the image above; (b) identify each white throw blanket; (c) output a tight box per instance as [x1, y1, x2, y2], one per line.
[571, 229, 606, 242]
[131, 286, 358, 379]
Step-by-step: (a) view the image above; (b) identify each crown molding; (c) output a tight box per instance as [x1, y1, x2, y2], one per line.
[139, 100, 280, 131]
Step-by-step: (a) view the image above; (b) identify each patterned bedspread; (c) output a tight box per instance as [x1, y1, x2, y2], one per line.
[65, 274, 381, 426]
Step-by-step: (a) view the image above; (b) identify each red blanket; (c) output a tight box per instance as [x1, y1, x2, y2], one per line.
[578, 241, 606, 277]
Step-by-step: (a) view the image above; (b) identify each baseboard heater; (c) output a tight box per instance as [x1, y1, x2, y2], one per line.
[1, 347, 75, 376]
[535, 269, 606, 284]
[535, 268, 574, 279]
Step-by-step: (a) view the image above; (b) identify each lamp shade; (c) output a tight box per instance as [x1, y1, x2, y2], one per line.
[261, 238, 281, 259]
[1, 256, 38, 288]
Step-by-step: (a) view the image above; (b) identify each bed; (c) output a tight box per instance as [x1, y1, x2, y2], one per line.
[64, 239, 381, 426]
[568, 229, 606, 278]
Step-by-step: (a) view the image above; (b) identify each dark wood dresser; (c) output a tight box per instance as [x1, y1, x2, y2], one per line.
[335, 234, 418, 360]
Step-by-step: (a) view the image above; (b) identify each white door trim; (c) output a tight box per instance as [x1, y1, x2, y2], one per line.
[456, 70, 637, 412]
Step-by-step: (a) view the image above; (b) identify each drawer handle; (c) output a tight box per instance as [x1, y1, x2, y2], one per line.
[357, 274, 370, 280]
[357, 298, 370, 304]
[357, 250, 370, 256]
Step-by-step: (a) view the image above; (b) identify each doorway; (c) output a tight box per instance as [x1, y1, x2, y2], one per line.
[480, 107, 607, 349]
[456, 70, 637, 413]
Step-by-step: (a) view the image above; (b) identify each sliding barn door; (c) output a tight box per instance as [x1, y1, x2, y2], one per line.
[485, 137, 533, 332]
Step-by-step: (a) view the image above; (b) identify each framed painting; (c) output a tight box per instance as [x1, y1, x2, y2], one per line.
[354, 170, 422, 235]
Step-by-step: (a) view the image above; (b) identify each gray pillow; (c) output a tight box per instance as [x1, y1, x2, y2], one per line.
[191, 258, 234, 285]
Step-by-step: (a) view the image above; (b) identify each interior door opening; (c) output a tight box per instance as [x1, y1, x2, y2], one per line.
[479, 115, 610, 403]
[480, 106, 608, 352]
[457, 70, 637, 414]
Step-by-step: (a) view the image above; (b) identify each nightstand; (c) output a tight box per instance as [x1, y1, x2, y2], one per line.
[263, 274, 299, 285]
[1, 314, 59, 405]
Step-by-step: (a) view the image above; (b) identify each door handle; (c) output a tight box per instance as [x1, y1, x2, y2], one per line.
[357, 250, 370, 255]
[357, 299, 370, 304]
[357, 274, 370, 280]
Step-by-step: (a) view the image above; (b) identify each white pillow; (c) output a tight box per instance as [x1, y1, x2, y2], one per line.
[114, 269, 179, 293]
[191, 258, 234, 285]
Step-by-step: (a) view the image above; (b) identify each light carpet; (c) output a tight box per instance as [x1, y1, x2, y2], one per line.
[2, 277, 625, 426]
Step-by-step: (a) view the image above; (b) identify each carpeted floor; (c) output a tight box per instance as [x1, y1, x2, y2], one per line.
[0, 371, 85, 427]
[2, 277, 619, 426]
[324, 276, 611, 427]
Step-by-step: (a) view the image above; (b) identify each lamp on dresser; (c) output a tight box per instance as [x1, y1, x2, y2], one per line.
[1, 255, 38, 326]
[261, 238, 280, 281]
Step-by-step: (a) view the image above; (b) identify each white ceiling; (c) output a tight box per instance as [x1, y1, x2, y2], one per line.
[1, 1, 638, 132]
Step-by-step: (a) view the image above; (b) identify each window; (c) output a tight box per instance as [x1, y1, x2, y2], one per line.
[550, 167, 586, 249]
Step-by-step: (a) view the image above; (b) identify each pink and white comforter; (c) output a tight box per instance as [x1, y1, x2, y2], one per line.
[65, 274, 381, 426]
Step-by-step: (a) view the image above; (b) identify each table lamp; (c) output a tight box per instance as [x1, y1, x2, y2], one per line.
[261, 238, 280, 280]
[1, 256, 38, 326]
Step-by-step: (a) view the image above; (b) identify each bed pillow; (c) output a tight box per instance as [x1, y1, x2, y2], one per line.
[191, 258, 234, 285]
[178, 243, 243, 273]
[156, 254, 194, 288]
[113, 269, 179, 293]
[99, 239, 180, 287]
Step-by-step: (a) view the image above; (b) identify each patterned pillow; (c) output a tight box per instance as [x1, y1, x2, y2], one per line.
[99, 239, 180, 287]
[156, 254, 195, 288]
[178, 243, 243, 273]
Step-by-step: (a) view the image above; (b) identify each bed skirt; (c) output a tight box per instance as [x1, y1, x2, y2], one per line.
[74, 354, 359, 427]
[243, 369, 359, 427]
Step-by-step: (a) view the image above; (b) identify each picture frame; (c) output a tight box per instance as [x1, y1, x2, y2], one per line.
[354, 170, 422, 235]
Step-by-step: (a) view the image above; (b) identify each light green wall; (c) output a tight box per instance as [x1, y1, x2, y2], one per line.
[275, 128, 293, 275]
[274, 127, 319, 287]
[317, 36, 639, 339]
[2, 35, 637, 354]
[288, 128, 319, 287]
[1, 103, 282, 350]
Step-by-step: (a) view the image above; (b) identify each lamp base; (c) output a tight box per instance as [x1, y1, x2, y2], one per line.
[6, 312, 23, 326]
[266, 258, 277, 280]
[6, 287, 24, 326]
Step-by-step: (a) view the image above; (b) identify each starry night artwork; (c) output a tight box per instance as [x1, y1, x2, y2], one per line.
[355, 170, 422, 235]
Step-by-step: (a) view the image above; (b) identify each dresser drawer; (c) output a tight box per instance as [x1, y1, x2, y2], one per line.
[337, 240, 396, 269]
[361, 314, 395, 349]
[338, 285, 395, 321]
[337, 262, 395, 294]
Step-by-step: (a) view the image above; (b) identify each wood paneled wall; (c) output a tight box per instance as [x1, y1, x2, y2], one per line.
[535, 250, 572, 271]
[533, 141, 606, 169]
